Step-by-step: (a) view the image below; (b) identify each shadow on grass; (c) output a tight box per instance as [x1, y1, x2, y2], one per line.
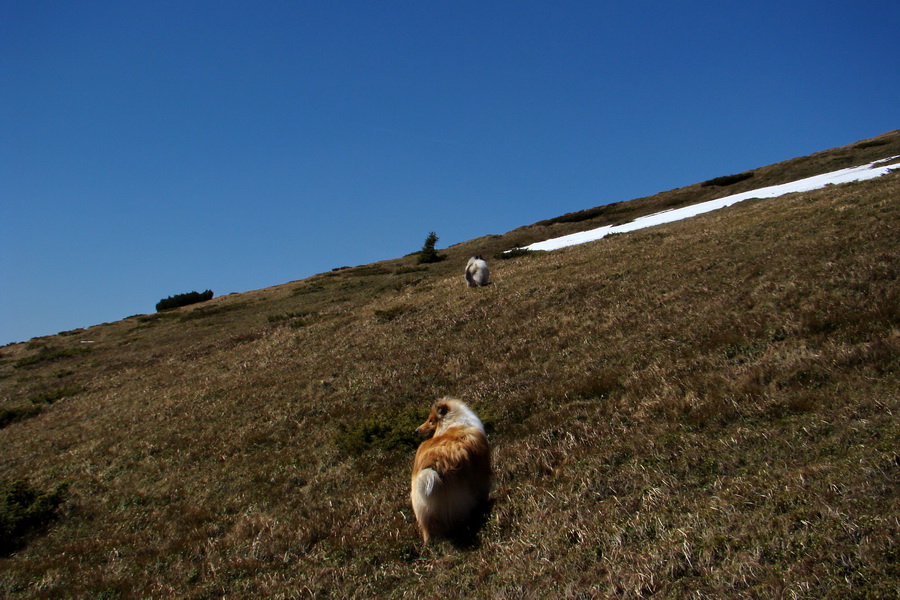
[447, 497, 495, 551]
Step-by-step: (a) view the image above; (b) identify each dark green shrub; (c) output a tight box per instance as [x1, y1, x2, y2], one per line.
[0, 479, 68, 555]
[58, 328, 85, 337]
[335, 409, 423, 455]
[155, 290, 213, 312]
[0, 406, 42, 430]
[701, 171, 755, 187]
[30, 384, 85, 405]
[853, 139, 888, 149]
[136, 314, 162, 324]
[535, 202, 624, 226]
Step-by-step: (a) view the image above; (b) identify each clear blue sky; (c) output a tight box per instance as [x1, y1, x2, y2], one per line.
[2, 1, 898, 344]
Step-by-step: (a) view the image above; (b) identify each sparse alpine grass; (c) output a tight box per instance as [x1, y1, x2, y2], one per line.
[0, 131, 898, 599]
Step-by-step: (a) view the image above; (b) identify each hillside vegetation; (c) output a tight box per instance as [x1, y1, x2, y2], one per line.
[1, 131, 899, 598]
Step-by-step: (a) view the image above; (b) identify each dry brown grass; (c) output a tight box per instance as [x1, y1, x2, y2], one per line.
[1, 133, 898, 598]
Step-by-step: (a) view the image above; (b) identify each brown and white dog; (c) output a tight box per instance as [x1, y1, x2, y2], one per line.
[410, 398, 491, 543]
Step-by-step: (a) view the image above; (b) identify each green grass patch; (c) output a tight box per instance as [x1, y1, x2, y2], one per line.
[344, 265, 393, 277]
[29, 384, 85, 405]
[267, 311, 315, 326]
[292, 283, 327, 296]
[14, 346, 91, 369]
[0, 385, 84, 430]
[178, 301, 246, 322]
[394, 265, 429, 274]
[373, 304, 414, 323]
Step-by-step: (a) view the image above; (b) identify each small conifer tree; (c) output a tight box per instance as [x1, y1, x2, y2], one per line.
[417, 231, 444, 264]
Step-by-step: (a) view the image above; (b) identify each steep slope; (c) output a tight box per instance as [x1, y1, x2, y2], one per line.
[1, 132, 898, 598]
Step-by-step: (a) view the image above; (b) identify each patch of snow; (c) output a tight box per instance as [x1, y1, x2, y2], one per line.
[517, 156, 900, 252]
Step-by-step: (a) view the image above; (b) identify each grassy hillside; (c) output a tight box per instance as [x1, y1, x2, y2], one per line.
[1, 131, 898, 598]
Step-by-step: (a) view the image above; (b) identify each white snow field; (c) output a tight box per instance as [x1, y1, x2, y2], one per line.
[517, 156, 900, 253]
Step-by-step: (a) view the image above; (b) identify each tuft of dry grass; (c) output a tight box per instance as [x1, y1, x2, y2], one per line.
[1, 134, 899, 598]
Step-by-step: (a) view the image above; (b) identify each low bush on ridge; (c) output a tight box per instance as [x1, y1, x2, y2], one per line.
[155, 289, 213, 312]
[701, 170, 755, 187]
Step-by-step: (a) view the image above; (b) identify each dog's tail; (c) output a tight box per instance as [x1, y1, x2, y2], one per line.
[414, 467, 442, 497]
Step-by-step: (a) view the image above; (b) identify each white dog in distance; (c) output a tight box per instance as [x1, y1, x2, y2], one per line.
[465, 256, 490, 287]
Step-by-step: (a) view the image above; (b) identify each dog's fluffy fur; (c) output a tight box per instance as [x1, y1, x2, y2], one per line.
[411, 398, 491, 543]
[465, 256, 490, 287]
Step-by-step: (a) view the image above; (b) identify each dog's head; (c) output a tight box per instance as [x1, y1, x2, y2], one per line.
[415, 398, 485, 438]
[415, 399, 451, 438]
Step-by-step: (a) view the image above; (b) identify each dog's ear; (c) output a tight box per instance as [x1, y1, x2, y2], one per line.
[436, 402, 450, 417]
